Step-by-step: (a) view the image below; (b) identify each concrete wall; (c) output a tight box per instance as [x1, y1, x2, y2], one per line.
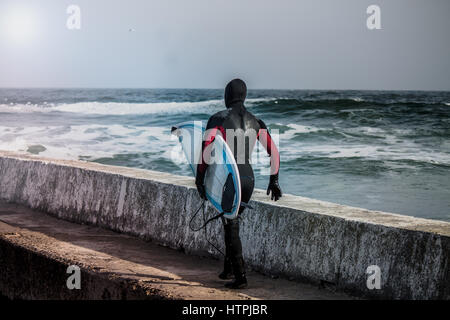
[0, 237, 168, 300]
[0, 151, 449, 299]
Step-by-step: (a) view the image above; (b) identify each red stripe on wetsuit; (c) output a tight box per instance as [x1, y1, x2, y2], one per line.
[197, 126, 226, 175]
[257, 128, 280, 175]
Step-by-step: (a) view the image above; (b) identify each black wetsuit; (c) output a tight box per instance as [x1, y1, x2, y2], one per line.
[195, 79, 282, 284]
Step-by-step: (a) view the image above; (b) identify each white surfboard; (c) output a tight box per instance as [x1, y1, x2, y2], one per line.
[171, 121, 241, 219]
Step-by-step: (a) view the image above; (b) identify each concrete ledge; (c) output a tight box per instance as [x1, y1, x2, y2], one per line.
[0, 202, 349, 300]
[0, 236, 167, 300]
[0, 151, 449, 299]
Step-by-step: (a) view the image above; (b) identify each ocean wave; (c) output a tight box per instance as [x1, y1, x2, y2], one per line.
[0, 100, 224, 115]
[279, 141, 450, 166]
[0, 97, 280, 115]
[0, 124, 176, 160]
[248, 97, 450, 112]
[275, 123, 322, 140]
[1, 96, 448, 116]
[1, 120, 449, 175]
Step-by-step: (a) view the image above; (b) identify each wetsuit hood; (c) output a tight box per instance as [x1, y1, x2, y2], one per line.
[225, 79, 247, 108]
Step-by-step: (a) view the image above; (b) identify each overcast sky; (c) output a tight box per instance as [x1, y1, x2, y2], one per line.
[0, 0, 449, 90]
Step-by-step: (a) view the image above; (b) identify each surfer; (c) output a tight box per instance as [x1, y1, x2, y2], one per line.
[195, 78, 282, 289]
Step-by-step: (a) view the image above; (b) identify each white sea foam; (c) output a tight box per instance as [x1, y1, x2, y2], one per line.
[0, 97, 276, 116]
[1, 115, 449, 168]
[0, 124, 177, 161]
[0, 100, 224, 115]
[52, 101, 225, 115]
[286, 123, 320, 133]
[279, 141, 450, 165]
[277, 123, 321, 140]
[0, 104, 51, 113]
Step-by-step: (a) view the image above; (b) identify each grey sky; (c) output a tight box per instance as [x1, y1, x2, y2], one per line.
[0, 0, 449, 90]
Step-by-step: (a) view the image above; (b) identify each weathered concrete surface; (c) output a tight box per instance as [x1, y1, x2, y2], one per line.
[0, 202, 350, 300]
[0, 151, 449, 299]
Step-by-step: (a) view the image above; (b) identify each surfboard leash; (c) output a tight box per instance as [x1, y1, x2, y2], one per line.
[202, 204, 225, 257]
[189, 200, 223, 232]
[189, 200, 225, 256]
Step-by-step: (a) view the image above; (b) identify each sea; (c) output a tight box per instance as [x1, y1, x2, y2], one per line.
[0, 88, 449, 221]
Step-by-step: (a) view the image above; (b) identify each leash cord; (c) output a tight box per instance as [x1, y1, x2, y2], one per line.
[188, 200, 224, 256]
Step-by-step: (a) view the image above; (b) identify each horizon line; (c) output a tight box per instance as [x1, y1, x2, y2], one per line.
[0, 86, 449, 93]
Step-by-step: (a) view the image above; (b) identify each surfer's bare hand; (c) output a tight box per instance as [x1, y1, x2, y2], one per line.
[267, 174, 282, 201]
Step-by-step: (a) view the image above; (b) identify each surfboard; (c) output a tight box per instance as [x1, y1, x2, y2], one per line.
[171, 121, 241, 219]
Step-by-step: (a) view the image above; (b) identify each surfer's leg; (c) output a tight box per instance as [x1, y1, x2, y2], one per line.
[219, 217, 234, 279]
[225, 170, 254, 289]
[224, 218, 247, 288]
